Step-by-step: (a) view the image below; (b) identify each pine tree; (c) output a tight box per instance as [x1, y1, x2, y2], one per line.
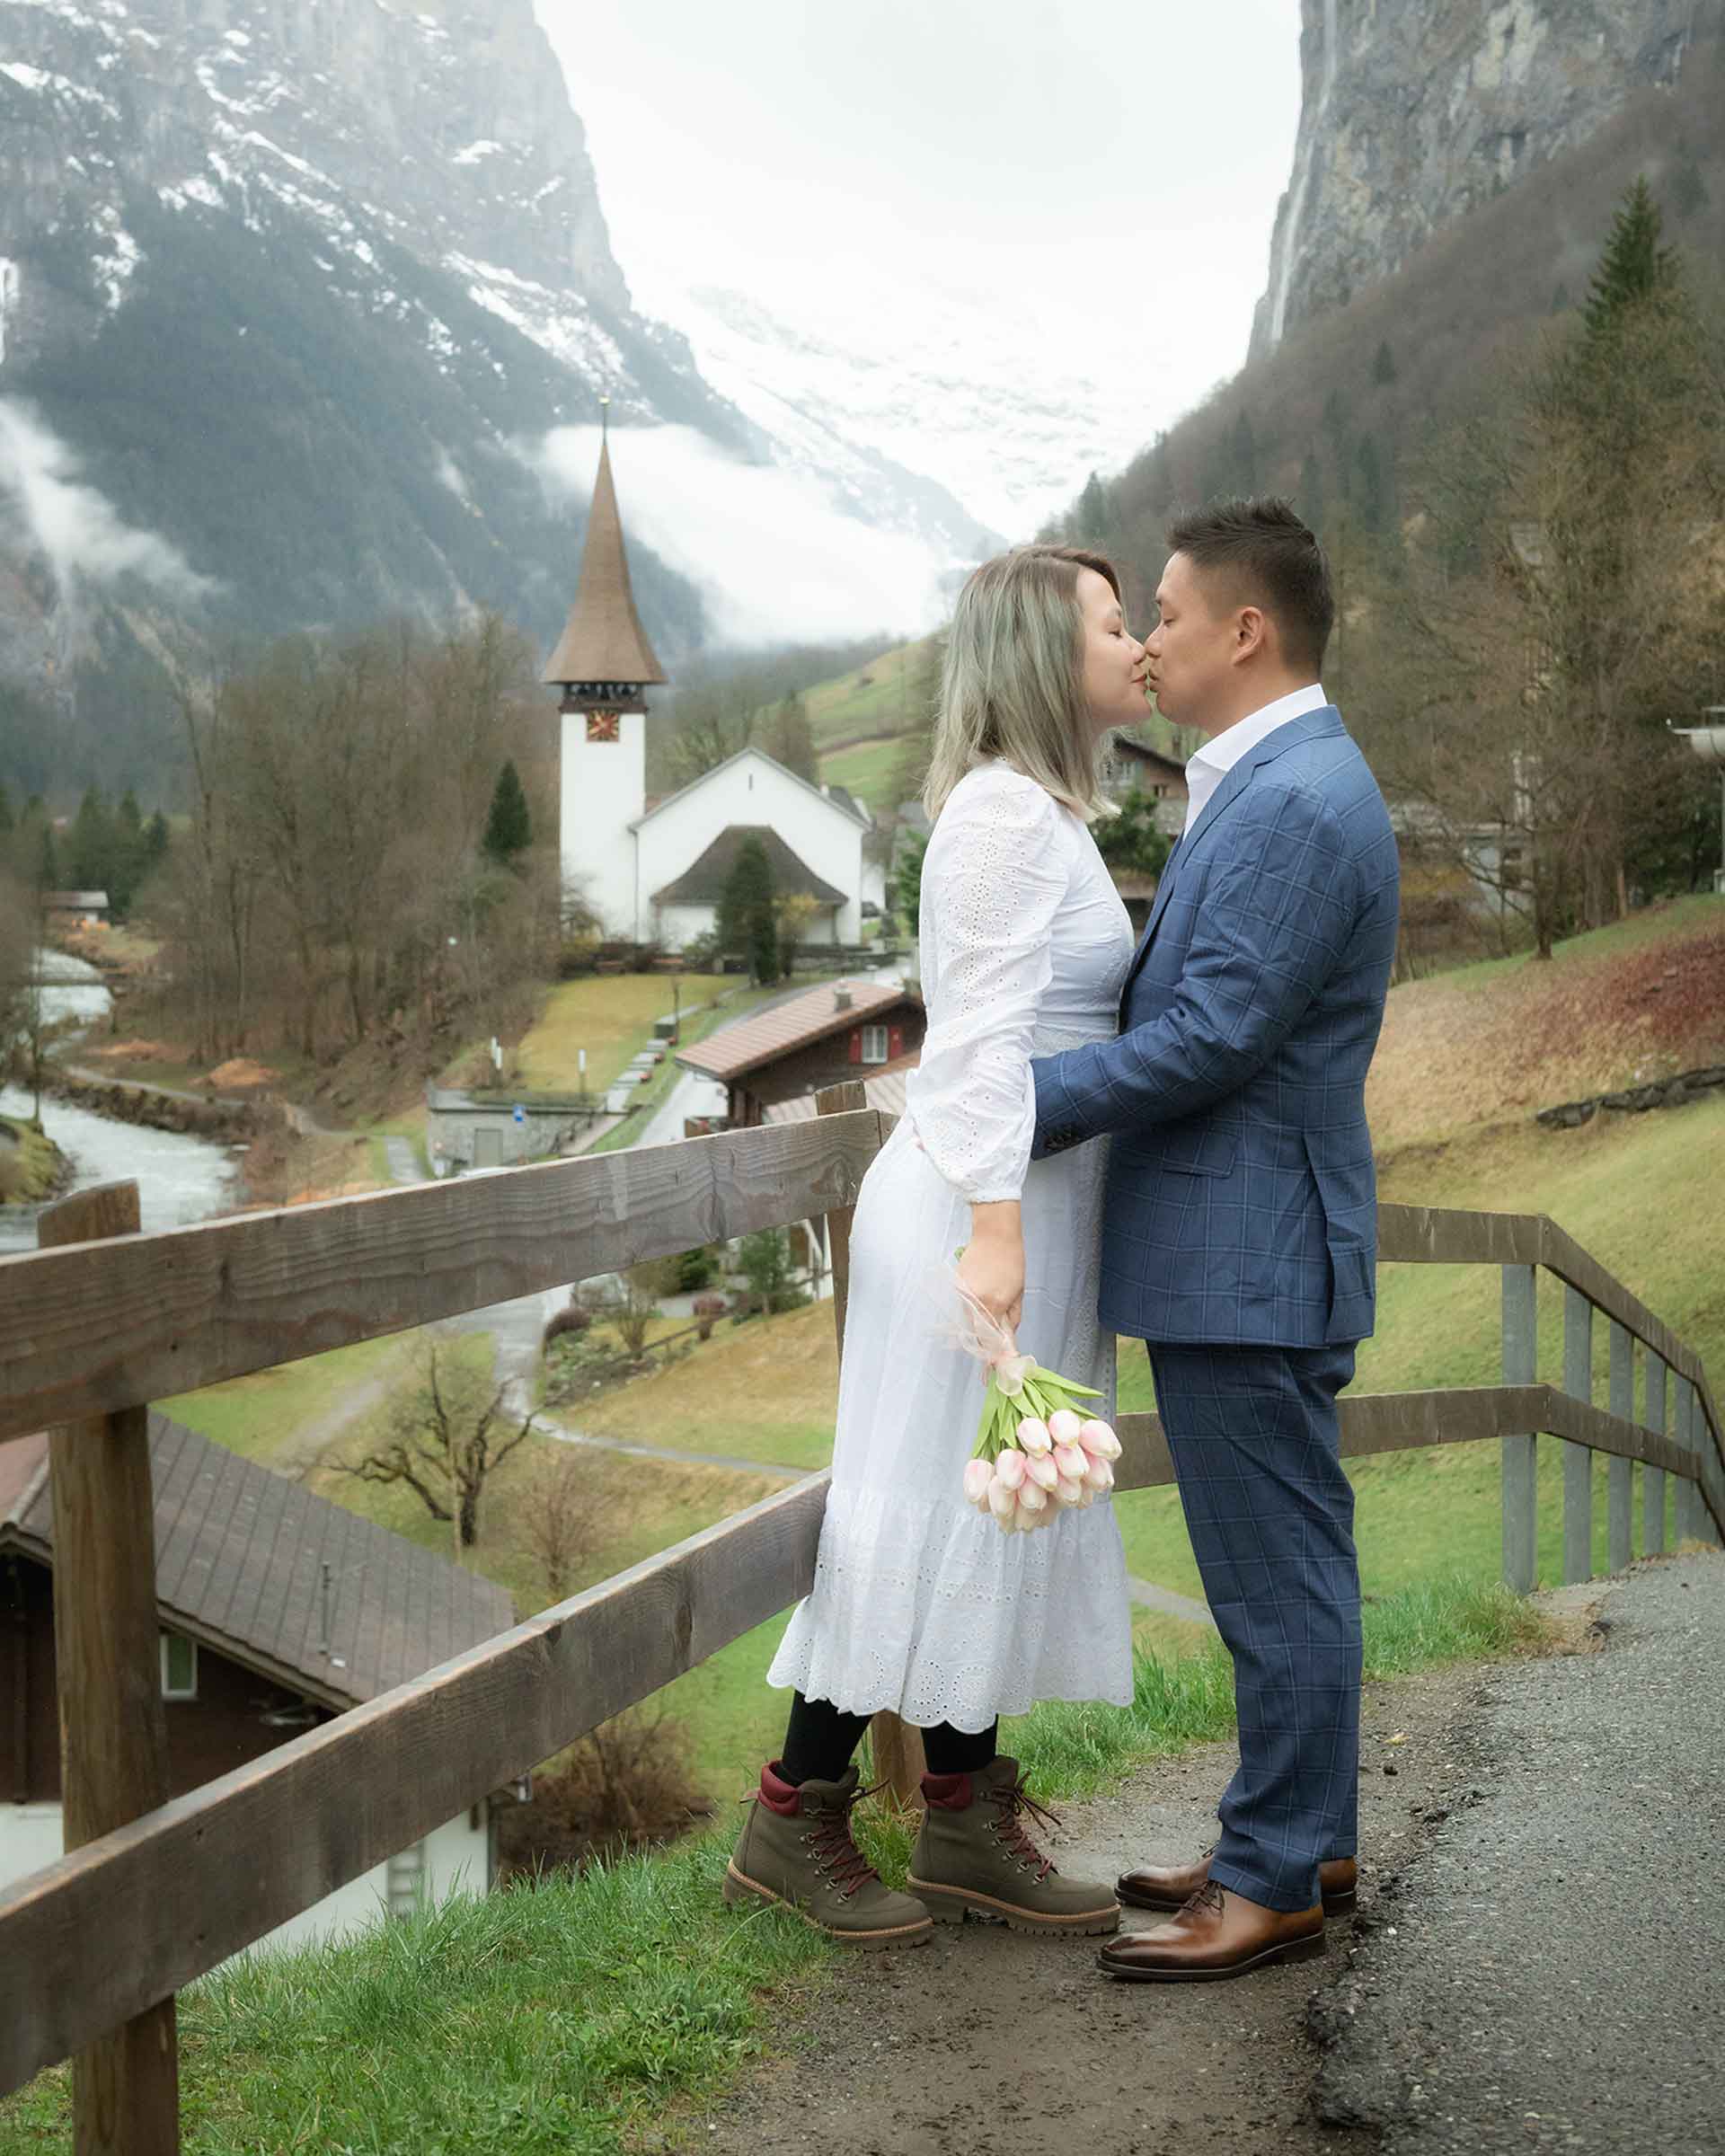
[482, 760, 532, 866]
[1229, 411, 1259, 495]
[0, 782, 12, 835]
[1582, 176, 1677, 341]
[144, 810, 170, 865]
[67, 788, 111, 891]
[1372, 338, 1396, 386]
[1074, 472, 1112, 545]
[718, 835, 778, 985]
[1353, 433, 1389, 532]
[764, 692, 817, 782]
[1297, 449, 1325, 526]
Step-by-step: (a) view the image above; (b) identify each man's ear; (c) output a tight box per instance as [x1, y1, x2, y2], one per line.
[1233, 605, 1269, 662]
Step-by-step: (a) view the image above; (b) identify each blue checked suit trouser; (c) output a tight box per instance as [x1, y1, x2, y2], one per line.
[1148, 1340, 1360, 1913]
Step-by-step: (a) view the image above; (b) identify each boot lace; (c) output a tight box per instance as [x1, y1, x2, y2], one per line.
[802, 1781, 888, 1899]
[1179, 1879, 1226, 1919]
[986, 1772, 1062, 1882]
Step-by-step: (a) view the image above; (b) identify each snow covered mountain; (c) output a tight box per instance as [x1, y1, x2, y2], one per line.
[0, 0, 995, 790]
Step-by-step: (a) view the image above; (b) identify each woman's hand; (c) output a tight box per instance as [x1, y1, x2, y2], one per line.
[959, 1200, 1024, 1341]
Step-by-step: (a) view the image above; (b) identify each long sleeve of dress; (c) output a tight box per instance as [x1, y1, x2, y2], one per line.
[905, 769, 1068, 1201]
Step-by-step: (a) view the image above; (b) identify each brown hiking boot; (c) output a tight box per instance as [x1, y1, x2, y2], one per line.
[723, 1762, 933, 1949]
[906, 1755, 1119, 1935]
[1118, 1847, 1358, 1917]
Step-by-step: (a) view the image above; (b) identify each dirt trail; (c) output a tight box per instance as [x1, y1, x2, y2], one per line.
[674, 1662, 1486, 2156]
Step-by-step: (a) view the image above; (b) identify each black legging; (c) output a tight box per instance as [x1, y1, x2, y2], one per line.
[779, 1691, 997, 1786]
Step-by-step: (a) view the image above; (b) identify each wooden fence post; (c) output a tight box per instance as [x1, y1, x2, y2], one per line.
[1500, 1266, 1538, 1594]
[40, 1182, 179, 2155]
[814, 1083, 926, 1812]
[1561, 1286, 1594, 1585]
[1673, 1376, 1700, 1545]
[1607, 1321, 1633, 1574]
[1644, 1353, 1668, 1556]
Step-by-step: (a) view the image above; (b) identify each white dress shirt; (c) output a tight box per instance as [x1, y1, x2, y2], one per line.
[1181, 682, 1329, 835]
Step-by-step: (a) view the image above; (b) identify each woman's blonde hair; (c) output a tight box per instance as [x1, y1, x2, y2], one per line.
[922, 544, 1123, 824]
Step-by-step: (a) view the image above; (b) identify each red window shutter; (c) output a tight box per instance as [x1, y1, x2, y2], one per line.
[889, 1025, 904, 1056]
[848, 1029, 862, 1064]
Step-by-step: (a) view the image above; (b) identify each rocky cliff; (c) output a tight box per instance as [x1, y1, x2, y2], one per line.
[1252, 0, 1710, 358]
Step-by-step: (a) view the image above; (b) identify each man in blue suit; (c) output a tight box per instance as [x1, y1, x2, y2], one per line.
[1031, 498, 1400, 1983]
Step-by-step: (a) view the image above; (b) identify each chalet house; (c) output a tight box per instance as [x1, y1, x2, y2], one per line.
[1, 1416, 516, 1954]
[761, 1056, 916, 1130]
[1103, 729, 1189, 830]
[676, 976, 924, 1129]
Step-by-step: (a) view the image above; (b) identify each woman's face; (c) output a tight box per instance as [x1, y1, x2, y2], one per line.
[1075, 567, 1148, 740]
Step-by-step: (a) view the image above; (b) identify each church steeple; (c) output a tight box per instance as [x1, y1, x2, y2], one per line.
[542, 420, 668, 712]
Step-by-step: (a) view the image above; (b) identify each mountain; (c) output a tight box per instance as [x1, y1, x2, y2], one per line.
[1058, 4, 1725, 627]
[1252, 0, 1706, 358]
[639, 268, 1151, 544]
[0, 0, 991, 796]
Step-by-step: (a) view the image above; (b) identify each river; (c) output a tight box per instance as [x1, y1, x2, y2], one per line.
[0, 951, 238, 1256]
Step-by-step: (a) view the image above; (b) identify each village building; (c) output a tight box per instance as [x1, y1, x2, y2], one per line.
[675, 976, 924, 1129]
[1103, 729, 1190, 827]
[543, 431, 872, 950]
[0, 1417, 516, 1953]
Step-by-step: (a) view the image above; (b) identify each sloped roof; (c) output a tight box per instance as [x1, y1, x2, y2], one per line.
[632, 746, 872, 833]
[0, 1417, 516, 1710]
[1110, 730, 1189, 786]
[652, 826, 847, 909]
[677, 976, 921, 1082]
[762, 1051, 918, 1126]
[542, 437, 668, 689]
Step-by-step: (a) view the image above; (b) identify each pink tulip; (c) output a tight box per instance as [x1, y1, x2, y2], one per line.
[1016, 1416, 1053, 1454]
[1078, 1418, 1122, 1462]
[962, 1458, 992, 1506]
[1048, 1408, 1083, 1446]
[995, 1447, 1028, 1490]
[987, 1478, 1016, 1523]
[1082, 1454, 1115, 1492]
[1017, 1479, 1048, 1514]
[1056, 1474, 1085, 1507]
[1025, 1452, 1060, 1491]
[1052, 1442, 1087, 1481]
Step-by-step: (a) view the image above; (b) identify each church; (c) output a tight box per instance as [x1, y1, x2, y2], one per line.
[543, 432, 875, 949]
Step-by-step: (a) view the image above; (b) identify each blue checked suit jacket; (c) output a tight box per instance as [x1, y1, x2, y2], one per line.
[1031, 706, 1399, 1348]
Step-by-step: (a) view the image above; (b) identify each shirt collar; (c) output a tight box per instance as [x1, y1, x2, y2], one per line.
[1188, 683, 1328, 778]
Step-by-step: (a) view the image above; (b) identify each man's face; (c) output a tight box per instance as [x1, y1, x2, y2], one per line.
[1144, 552, 1239, 730]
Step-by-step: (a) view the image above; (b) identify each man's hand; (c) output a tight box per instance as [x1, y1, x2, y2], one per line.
[959, 1200, 1024, 1339]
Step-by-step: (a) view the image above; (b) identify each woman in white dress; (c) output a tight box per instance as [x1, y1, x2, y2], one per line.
[724, 546, 1149, 1948]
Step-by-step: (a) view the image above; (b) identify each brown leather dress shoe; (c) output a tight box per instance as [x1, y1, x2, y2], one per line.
[1098, 1881, 1326, 1984]
[1117, 1848, 1357, 1917]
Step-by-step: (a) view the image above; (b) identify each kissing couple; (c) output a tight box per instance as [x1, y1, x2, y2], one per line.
[724, 496, 1401, 1984]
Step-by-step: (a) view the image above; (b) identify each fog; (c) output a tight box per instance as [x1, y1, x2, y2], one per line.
[536, 423, 951, 646]
[0, 397, 217, 604]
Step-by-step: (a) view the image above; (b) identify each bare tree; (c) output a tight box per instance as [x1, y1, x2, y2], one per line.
[518, 1445, 602, 1606]
[334, 1335, 533, 1551]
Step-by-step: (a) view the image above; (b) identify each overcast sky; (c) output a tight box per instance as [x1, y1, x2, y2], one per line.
[533, 0, 1305, 462]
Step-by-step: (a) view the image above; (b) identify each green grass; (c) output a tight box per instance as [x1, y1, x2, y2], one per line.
[163, 1333, 413, 1467]
[0, 1116, 66, 1205]
[1444, 891, 1724, 993]
[817, 733, 909, 811]
[0, 1580, 1554, 2153]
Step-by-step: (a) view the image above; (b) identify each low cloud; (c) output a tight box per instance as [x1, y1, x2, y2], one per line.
[0, 398, 218, 604]
[534, 423, 946, 647]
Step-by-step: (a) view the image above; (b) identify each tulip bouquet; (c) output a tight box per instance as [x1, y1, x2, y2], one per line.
[943, 1264, 1124, 1534]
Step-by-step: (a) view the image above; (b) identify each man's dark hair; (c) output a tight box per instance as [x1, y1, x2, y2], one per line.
[1165, 497, 1335, 672]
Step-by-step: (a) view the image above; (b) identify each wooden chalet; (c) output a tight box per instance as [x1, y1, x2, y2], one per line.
[675, 976, 924, 1128]
[1, 1415, 516, 1952]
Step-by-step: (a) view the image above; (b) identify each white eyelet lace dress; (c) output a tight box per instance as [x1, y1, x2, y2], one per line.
[767, 760, 1137, 1730]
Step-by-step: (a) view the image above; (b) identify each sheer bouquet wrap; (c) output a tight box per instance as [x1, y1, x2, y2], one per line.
[940, 1264, 1124, 1533]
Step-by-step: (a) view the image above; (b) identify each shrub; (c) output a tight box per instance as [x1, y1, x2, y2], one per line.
[542, 1301, 592, 1347]
[496, 1710, 711, 1878]
[692, 1292, 728, 1341]
[675, 1244, 720, 1292]
[738, 1226, 809, 1316]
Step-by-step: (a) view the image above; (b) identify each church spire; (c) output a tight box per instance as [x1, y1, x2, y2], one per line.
[542, 421, 667, 709]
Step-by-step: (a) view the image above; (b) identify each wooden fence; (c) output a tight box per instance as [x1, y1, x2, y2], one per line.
[1, 1092, 1721, 2147]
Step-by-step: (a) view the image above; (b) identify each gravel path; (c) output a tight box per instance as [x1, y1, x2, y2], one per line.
[1313, 1550, 1725, 2155]
[667, 1662, 1491, 2156]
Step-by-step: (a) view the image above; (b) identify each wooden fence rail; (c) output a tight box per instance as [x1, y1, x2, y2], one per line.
[1, 1105, 1721, 2130]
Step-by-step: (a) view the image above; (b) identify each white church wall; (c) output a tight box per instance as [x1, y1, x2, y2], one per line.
[636, 752, 865, 945]
[653, 900, 716, 950]
[562, 709, 647, 940]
